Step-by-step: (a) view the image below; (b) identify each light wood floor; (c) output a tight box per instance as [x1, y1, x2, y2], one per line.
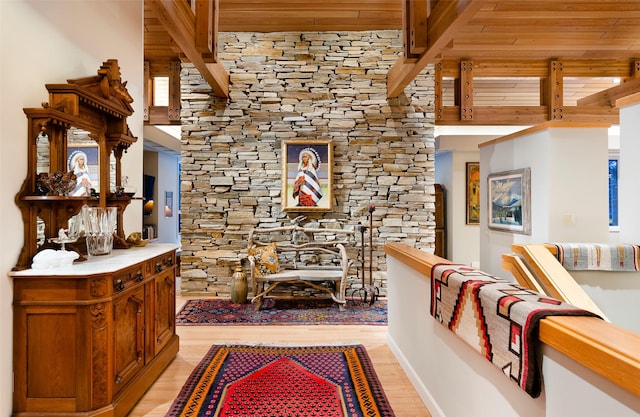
[129, 295, 432, 416]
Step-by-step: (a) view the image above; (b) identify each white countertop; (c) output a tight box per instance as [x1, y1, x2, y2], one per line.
[10, 243, 179, 277]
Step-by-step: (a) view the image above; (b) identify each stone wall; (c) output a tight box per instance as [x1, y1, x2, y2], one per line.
[179, 30, 435, 297]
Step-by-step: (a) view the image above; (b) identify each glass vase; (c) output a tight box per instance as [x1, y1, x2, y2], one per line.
[82, 206, 117, 256]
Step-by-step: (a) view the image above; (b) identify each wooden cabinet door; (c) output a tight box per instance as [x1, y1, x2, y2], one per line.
[151, 269, 176, 356]
[13, 305, 82, 412]
[112, 286, 146, 394]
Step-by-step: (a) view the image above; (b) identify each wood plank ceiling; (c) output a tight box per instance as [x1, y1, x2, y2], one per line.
[144, 0, 640, 126]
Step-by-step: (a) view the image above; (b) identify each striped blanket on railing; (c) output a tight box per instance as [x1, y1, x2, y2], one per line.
[430, 264, 601, 398]
[552, 243, 640, 271]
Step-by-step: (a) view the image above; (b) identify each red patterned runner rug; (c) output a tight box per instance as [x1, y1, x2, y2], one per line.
[165, 344, 395, 417]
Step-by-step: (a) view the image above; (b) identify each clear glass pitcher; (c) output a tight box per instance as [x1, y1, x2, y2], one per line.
[82, 206, 117, 256]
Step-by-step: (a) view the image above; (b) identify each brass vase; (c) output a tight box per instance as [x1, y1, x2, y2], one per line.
[230, 266, 248, 304]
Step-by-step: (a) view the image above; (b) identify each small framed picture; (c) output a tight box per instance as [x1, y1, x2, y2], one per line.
[466, 162, 480, 224]
[282, 139, 333, 212]
[487, 168, 531, 234]
[67, 144, 99, 196]
[165, 191, 173, 217]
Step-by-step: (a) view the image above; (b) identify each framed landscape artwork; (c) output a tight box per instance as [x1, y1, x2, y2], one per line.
[487, 168, 531, 234]
[466, 162, 480, 224]
[282, 139, 333, 212]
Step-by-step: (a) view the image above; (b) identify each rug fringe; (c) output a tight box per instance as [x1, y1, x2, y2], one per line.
[211, 341, 364, 347]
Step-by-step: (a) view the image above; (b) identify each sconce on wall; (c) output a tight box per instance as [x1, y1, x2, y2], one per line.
[143, 200, 154, 216]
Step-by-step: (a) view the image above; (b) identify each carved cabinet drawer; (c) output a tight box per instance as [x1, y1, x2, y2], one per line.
[112, 265, 145, 293]
[146, 251, 176, 276]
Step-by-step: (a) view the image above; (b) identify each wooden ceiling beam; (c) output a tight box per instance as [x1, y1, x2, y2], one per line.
[387, 0, 488, 98]
[149, 0, 229, 98]
[194, 0, 217, 62]
[403, 0, 428, 58]
[438, 59, 636, 78]
[578, 77, 640, 107]
[436, 105, 619, 126]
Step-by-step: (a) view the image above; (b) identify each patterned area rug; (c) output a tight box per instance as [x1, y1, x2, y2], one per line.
[176, 298, 387, 325]
[165, 344, 395, 417]
[430, 264, 600, 398]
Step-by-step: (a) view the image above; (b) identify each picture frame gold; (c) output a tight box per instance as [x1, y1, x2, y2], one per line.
[466, 162, 480, 225]
[282, 139, 333, 212]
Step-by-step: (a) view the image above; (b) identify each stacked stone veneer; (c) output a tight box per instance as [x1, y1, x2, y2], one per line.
[180, 30, 435, 297]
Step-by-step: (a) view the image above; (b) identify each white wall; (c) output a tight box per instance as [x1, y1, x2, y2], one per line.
[434, 151, 453, 255]
[479, 124, 610, 278]
[143, 149, 180, 244]
[569, 270, 640, 334]
[142, 126, 181, 245]
[618, 99, 640, 243]
[143, 150, 159, 234]
[435, 150, 481, 266]
[435, 134, 497, 267]
[0, 1, 143, 413]
[156, 151, 180, 244]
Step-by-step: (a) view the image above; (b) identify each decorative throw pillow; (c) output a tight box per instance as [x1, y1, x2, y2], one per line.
[247, 243, 280, 276]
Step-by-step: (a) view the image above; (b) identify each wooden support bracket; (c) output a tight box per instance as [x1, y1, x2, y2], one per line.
[460, 60, 474, 121]
[549, 60, 564, 120]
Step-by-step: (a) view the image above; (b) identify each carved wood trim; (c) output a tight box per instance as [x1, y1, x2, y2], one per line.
[90, 302, 109, 406]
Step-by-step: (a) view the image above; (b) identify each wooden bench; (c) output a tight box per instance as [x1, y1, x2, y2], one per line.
[247, 225, 355, 310]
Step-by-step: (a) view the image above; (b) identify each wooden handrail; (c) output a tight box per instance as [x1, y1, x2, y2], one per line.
[511, 244, 608, 319]
[501, 253, 547, 294]
[384, 241, 640, 398]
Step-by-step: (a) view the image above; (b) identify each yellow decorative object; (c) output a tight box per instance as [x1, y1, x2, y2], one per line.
[247, 242, 280, 276]
[126, 232, 148, 247]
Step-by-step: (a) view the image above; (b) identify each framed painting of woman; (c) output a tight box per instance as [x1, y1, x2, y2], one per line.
[67, 145, 99, 196]
[282, 139, 333, 212]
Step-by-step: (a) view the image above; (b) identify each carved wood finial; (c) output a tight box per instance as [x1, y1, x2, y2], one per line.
[97, 59, 134, 104]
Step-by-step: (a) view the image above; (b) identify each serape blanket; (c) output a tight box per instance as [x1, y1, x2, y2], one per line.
[553, 243, 640, 271]
[430, 264, 601, 398]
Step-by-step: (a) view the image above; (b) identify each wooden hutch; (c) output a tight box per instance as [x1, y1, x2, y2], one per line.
[10, 60, 179, 417]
